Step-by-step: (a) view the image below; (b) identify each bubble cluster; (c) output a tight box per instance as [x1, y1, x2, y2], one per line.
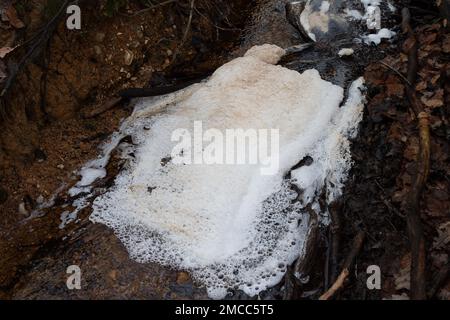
[90, 45, 365, 299]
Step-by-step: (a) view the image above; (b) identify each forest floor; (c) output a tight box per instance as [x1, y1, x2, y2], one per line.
[0, 0, 449, 300]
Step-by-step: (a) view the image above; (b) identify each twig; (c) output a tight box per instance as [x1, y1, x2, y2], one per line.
[194, 7, 241, 31]
[0, 0, 71, 99]
[81, 97, 123, 119]
[328, 202, 342, 285]
[122, 0, 178, 17]
[171, 0, 195, 65]
[400, 8, 429, 300]
[379, 61, 412, 87]
[319, 230, 365, 300]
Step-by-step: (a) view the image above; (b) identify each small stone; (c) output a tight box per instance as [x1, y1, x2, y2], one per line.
[57, 164, 65, 170]
[18, 202, 29, 216]
[124, 49, 134, 66]
[36, 195, 45, 205]
[166, 49, 173, 56]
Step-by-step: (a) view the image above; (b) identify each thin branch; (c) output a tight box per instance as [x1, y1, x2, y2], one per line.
[319, 230, 365, 300]
[122, 0, 178, 17]
[0, 0, 72, 98]
[379, 61, 412, 87]
[170, 0, 195, 64]
[400, 7, 429, 300]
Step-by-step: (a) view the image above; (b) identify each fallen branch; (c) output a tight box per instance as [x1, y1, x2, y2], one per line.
[171, 0, 195, 65]
[122, 0, 179, 17]
[328, 202, 342, 285]
[319, 230, 365, 300]
[401, 7, 429, 300]
[0, 0, 73, 119]
[82, 97, 123, 119]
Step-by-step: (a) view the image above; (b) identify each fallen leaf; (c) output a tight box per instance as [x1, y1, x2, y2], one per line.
[385, 75, 405, 97]
[443, 34, 450, 53]
[4, 5, 25, 29]
[0, 46, 17, 59]
[433, 222, 450, 250]
[394, 254, 411, 290]
[404, 137, 419, 161]
[416, 81, 427, 91]
[0, 60, 6, 83]
[421, 90, 444, 108]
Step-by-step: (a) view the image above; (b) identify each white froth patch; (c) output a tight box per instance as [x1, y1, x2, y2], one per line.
[362, 28, 396, 44]
[338, 48, 354, 57]
[89, 45, 365, 299]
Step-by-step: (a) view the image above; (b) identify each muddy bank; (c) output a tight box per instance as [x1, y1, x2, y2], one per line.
[0, 0, 251, 298]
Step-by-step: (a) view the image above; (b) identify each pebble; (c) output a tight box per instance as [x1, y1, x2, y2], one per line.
[36, 195, 45, 205]
[18, 202, 29, 216]
[124, 49, 134, 66]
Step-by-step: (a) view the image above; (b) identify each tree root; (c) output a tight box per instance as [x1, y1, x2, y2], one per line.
[401, 7, 430, 300]
[319, 230, 365, 300]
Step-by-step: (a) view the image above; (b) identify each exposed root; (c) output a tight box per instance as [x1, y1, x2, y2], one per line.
[319, 230, 365, 300]
[400, 7, 429, 300]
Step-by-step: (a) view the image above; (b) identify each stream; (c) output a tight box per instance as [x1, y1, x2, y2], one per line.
[7, 0, 397, 300]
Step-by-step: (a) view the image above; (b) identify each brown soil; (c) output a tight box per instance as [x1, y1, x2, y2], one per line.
[0, 0, 251, 299]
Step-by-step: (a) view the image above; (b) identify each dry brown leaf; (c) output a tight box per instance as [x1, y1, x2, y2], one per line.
[404, 137, 419, 161]
[0, 46, 17, 59]
[421, 90, 444, 108]
[0, 60, 7, 83]
[443, 34, 450, 53]
[4, 5, 25, 29]
[433, 222, 450, 250]
[394, 254, 411, 291]
[416, 81, 427, 91]
[385, 75, 405, 97]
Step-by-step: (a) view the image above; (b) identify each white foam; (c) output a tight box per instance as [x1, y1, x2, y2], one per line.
[362, 28, 396, 44]
[320, 1, 330, 14]
[338, 48, 354, 57]
[69, 133, 124, 197]
[356, 0, 396, 45]
[89, 45, 365, 299]
[345, 9, 364, 20]
[300, 3, 317, 41]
